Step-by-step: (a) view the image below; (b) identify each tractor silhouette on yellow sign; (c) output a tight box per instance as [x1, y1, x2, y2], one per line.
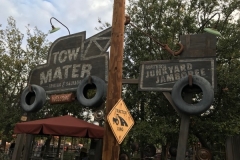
[112, 114, 128, 127]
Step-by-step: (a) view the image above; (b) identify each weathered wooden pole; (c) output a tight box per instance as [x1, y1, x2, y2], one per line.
[12, 114, 29, 160]
[163, 92, 192, 160]
[175, 93, 192, 160]
[102, 0, 125, 159]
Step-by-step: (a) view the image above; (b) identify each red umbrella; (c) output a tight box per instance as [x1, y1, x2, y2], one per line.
[14, 115, 104, 138]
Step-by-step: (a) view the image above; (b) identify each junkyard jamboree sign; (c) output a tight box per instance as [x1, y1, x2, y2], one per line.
[139, 58, 216, 91]
[29, 28, 111, 94]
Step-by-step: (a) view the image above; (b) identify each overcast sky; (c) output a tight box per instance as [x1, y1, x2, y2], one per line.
[0, 0, 128, 43]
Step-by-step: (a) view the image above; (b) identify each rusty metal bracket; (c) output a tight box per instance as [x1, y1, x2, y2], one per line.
[124, 14, 130, 25]
[28, 84, 32, 92]
[88, 76, 92, 84]
[163, 43, 184, 56]
[188, 75, 193, 87]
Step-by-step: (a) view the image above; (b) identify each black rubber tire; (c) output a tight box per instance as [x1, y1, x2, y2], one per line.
[131, 142, 139, 152]
[169, 146, 177, 157]
[144, 144, 156, 157]
[171, 75, 214, 115]
[20, 85, 46, 113]
[76, 76, 107, 108]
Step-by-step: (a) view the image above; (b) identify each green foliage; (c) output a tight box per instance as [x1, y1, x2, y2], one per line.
[34, 101, 89, 121]
[95, 18, 111, 31]
[0, 16, 51, 141]
[121, 0, 240, 159]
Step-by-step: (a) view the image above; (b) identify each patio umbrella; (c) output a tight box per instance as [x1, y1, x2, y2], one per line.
[14, 115, 104, 138]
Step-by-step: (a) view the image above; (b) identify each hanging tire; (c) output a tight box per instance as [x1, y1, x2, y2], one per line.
[169, 146, 177, 157]
[171, 75, 214, 115]
[76, 76, 107, 108]
[144, 144, 156, 157]
[196, 148, 212, 160]
[20, 85, 46, 113]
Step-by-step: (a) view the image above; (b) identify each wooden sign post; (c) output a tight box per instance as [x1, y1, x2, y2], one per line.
[102, 0, 125, 159]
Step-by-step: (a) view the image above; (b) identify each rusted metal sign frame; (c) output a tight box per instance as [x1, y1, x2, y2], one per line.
[139, 58, 216, 91]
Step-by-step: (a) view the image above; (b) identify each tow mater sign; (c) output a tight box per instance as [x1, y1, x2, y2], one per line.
[29, 28, 111, 94]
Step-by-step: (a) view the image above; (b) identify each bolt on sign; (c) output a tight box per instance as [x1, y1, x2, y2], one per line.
[139, 58, 216, 91]
[107, 99, 134, 144]
[28, 28, 111, 94]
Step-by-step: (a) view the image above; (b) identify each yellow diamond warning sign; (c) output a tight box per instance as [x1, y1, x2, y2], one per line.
[107, 98, 134, 144]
